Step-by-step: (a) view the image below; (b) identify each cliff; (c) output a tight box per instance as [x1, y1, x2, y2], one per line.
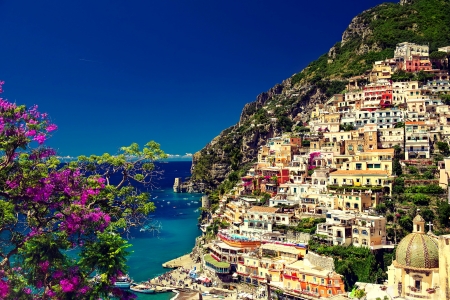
[190, 0, 450, 192]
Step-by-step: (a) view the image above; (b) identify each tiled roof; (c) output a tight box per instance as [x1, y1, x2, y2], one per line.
[330, 170, 390, 176]
[247, 206, 279, 213]
[405, 121, 426, 125]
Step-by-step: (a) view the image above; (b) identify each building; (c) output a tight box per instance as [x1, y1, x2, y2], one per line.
[352, 215, 387, 249]
[281, 253, 346, 298]
[394, 42, 429, 62]
[405, 121, 430, 159]
[240, 206, 280, 238]
[387, 215, 441, 299]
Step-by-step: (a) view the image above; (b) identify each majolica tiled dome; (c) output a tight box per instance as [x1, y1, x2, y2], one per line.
[396, 232, 439, 269]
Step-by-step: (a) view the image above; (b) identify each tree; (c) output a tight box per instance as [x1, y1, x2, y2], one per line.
[0, 82, 167, 299]
[393, 158, 402, 176]
[437, 200, 450, 227]
[429, 51, 448, 60]
[354, 288, 366, 299]
[436, 141, 450, 156]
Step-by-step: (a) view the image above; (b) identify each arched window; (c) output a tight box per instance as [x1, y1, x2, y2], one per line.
[353, 228, 359, 234]
[362, 230, 368, 236]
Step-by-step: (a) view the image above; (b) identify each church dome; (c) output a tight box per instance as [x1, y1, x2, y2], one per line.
[396, 232, 439, 269]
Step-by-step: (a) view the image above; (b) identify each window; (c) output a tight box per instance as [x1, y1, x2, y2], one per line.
[415, 280, 421, 290]
[366, 179, 371, 185]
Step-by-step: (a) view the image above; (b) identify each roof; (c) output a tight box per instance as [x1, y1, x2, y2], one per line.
[285, 260, 330, 277]
[405, 121, 426, 125]
[213, 242, 242, 251]
[396, 233, 439, 269]
[413, 214, 425, 223]
[330, 170, 390, 176]
[204, 254, 230, 268]
[247, 206, 279, 213]
[261, 243, 302, 255]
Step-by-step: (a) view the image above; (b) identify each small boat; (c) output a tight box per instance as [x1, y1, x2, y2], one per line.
[130, 283, 155, 294]
[114, 275, 132, 288]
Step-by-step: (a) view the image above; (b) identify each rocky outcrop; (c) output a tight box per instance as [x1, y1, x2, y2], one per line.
[341, 14, 372, 46]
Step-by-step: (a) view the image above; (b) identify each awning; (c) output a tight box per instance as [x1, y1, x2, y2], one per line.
[204, 278, 211, 283]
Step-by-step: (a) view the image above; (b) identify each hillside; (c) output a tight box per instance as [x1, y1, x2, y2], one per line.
[190, 0, 450, 192]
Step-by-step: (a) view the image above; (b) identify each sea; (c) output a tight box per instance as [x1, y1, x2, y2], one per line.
[125, 161, 202, 300]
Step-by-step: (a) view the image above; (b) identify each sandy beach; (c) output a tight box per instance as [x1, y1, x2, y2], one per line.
[150, 254, 239, 300]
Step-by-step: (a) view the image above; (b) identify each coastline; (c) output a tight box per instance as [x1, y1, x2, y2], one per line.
[153, 254, 235, 300]
[162, 254, 193, 269]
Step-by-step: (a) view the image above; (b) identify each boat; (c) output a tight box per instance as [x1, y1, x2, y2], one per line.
[114, 275, 132, 288]
[130, 283, 155, 294]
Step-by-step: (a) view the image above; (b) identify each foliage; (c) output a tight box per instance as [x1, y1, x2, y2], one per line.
[405, 184, 444, 194]
[293, 126, 310, 133]
[436, 141, 450, 156]
[277, 116, 293, 132]
[340, 124, 355, 132]
[391, 70, 414, 82]
[393, 159, 402, 176]
[399, 215, 413, 232]
[308, 240, 391, 290]
[0, 83, 167, 299]
[421, 208, 435, 223]
[414, 70, 435, 83]
[394, 122, 404, 128]
[437, 200, 450, 227]
[429, 51, 448, 60]
[404, 193, 430, 206]
[440, 94, 450, 105]
[292, 218, 325, 233]
[354, 289, 366, 300]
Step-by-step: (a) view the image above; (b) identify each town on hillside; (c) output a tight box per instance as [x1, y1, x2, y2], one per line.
[192, 42, 450, 300]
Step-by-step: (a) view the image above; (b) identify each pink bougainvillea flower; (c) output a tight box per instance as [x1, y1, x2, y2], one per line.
[46, 124, 58, 132]
[0, 280, 9, 298]
[33, 133, 46, 145]
[26, 129, 36, 137]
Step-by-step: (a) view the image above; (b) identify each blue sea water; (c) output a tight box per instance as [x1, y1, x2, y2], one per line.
[125, 161, 202, 300]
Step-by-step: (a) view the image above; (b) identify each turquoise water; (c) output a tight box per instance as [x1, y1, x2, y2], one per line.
[125, 161, 202, 300]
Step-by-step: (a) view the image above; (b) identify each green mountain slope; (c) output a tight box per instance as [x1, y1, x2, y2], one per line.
[190, 0, 450, 192]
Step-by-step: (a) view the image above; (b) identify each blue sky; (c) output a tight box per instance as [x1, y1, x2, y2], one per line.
[0, 0, 392, 159]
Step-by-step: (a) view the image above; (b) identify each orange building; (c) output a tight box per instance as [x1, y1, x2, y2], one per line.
[282, 260, 346, 298]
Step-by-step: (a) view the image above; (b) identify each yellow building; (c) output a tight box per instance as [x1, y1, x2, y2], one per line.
[352, 215, 387, 248]
[237, 243, 302, 286]
[438, 158, 450, 189]
[335, 191, 374, 212]
[223, 202, 244, 225]
[329, 170, 394, 195]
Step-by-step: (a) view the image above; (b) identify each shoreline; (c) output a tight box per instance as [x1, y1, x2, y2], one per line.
[162, 254, 193, 269]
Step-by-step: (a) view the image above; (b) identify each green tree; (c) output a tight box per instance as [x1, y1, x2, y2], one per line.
[437, 200, 450, 227]
[437, 141, 450, 156]
[429, 51, 448, 60]
[0, 84, 168, 299]
[393, 158, 402, 176]
[354, 288, 366, 299]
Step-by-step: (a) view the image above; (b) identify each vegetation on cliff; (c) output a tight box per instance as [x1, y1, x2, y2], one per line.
[190, 0, 450, 191]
